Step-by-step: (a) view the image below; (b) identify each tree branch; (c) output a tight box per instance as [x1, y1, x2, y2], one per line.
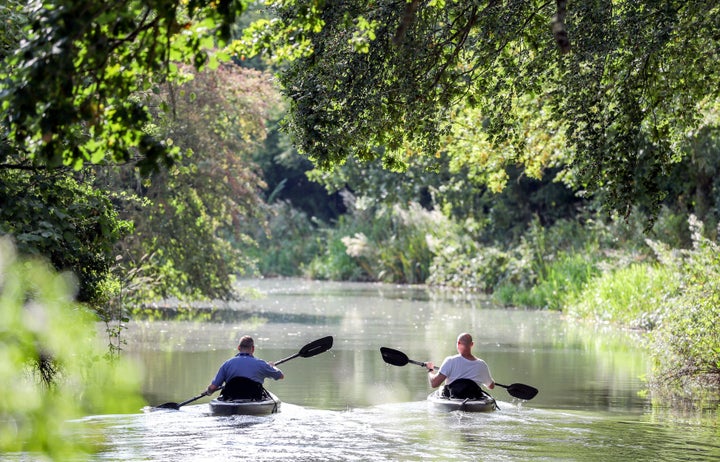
[552, 0, 571, 54]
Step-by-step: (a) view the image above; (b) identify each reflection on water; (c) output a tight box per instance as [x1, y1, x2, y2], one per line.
[72, 279, 720, 460]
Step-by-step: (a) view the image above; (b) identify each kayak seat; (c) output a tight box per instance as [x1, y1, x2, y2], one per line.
[219, 376, 264, 401]
[443, 378, 488, 400]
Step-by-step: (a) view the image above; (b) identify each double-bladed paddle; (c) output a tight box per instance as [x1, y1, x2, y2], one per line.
[273, 335, 334, 365]
[379, 346, 539, 401]
[154, 336, 334, 410]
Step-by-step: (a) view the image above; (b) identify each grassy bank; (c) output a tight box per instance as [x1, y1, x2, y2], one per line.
[565, 218, 720, 398]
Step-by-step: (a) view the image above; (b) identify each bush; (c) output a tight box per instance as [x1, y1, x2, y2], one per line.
[649, 216, 720, 391]
[428, 240, 510, 293]
[305, 227, 368, 281]
[0, 239, 144, 458]
[307, 198, 449, 284]
[246, 201, 321, 277]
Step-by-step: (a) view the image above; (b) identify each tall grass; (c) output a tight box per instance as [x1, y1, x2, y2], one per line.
[565, 216, 720, 394]
[495, 252, 599, 310]
[565, 263, 678, 327]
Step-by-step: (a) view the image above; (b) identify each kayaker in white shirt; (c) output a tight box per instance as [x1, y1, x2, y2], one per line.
[426, 332, 495, 391]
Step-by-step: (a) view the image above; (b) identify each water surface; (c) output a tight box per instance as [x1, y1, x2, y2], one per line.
[82, 279, 718, 461]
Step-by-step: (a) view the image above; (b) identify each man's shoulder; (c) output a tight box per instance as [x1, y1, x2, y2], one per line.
[442, 354, 462, 364]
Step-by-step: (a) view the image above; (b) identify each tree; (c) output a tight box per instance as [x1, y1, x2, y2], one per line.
[1, 0, 244, 173]
[237, 0, 720, 219]
[2, 2, 133, 305]
[5, 0, 719, 229]
[2, 2, 276, 304]
[101, 63, 278, 301]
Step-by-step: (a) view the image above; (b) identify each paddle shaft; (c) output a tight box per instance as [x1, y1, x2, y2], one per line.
[274, 353, 298, 366]
[407, 358, 438, 371]
[177, 385, 225, 407]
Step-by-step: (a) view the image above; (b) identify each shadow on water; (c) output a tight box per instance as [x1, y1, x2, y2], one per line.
[132, 305, 343, 324]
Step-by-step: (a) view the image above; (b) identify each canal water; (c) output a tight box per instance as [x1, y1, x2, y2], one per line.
[78, 279, 718, 461]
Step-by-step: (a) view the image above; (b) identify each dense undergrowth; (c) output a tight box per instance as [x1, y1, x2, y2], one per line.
[250, 198, 720, 399]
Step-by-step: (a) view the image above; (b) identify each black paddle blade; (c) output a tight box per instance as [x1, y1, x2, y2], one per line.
[154, 402, 180, 410]
[380, 347, 409, 367]
[299, 335, 333, 358]
[498, 382, 539, 400]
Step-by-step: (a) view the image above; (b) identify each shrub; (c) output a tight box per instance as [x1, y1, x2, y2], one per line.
[649, 216, 720, 391]
[0, 239, 144, 458]
[428, 240, 510, 293]
[246, 200, 321, 277]
[308, 198, 450, 284]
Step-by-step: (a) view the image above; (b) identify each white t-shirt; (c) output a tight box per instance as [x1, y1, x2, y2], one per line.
[438, 354, 493, 387]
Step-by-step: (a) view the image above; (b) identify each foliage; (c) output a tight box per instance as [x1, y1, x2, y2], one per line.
[0, 239, 144, 458]
[562, 215, 719, 391]
[0, 1, 25, 59]
[0, 0, 245, 173]
[4, 0, 720, 227]
[648, 216, 720, 391]
[427, 215, 602, 306]
[307, 152, 585, 247]
[661, 115, 720, 236]
[0, 166, 132, 304]
[253, 112, 348, 224]
[495, 251, 598, 310]
[427, 239, 509, 294]
[304, 225, 365, 281]
[566, 263, 678, 328]
[444, 98, 569, 194]
[305, 196, 447, 283]
[238, 0, 720, 219]
[245, 200, 322, 277]
[100, 64, 277, 301]
[95, 252, 161, 356]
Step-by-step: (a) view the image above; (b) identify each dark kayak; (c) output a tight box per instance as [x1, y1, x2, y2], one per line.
[209, 390, 281, 416]
[427, 389, 497, 413]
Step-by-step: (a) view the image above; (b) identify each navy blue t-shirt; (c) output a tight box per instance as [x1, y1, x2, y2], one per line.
[211, 353, 283, 386]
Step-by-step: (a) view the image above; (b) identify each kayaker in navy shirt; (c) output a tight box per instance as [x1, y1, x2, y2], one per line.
[205, 336, 284, 398]
[425, 333, 495, 396]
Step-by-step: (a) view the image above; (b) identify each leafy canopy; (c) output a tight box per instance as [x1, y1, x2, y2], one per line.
[235, 0, 720, 217]
[3, 0, 719, 219]
[1, 0, 245, 173]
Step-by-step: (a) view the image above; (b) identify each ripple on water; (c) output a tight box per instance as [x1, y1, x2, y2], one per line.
[72, 400, 720, 462]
